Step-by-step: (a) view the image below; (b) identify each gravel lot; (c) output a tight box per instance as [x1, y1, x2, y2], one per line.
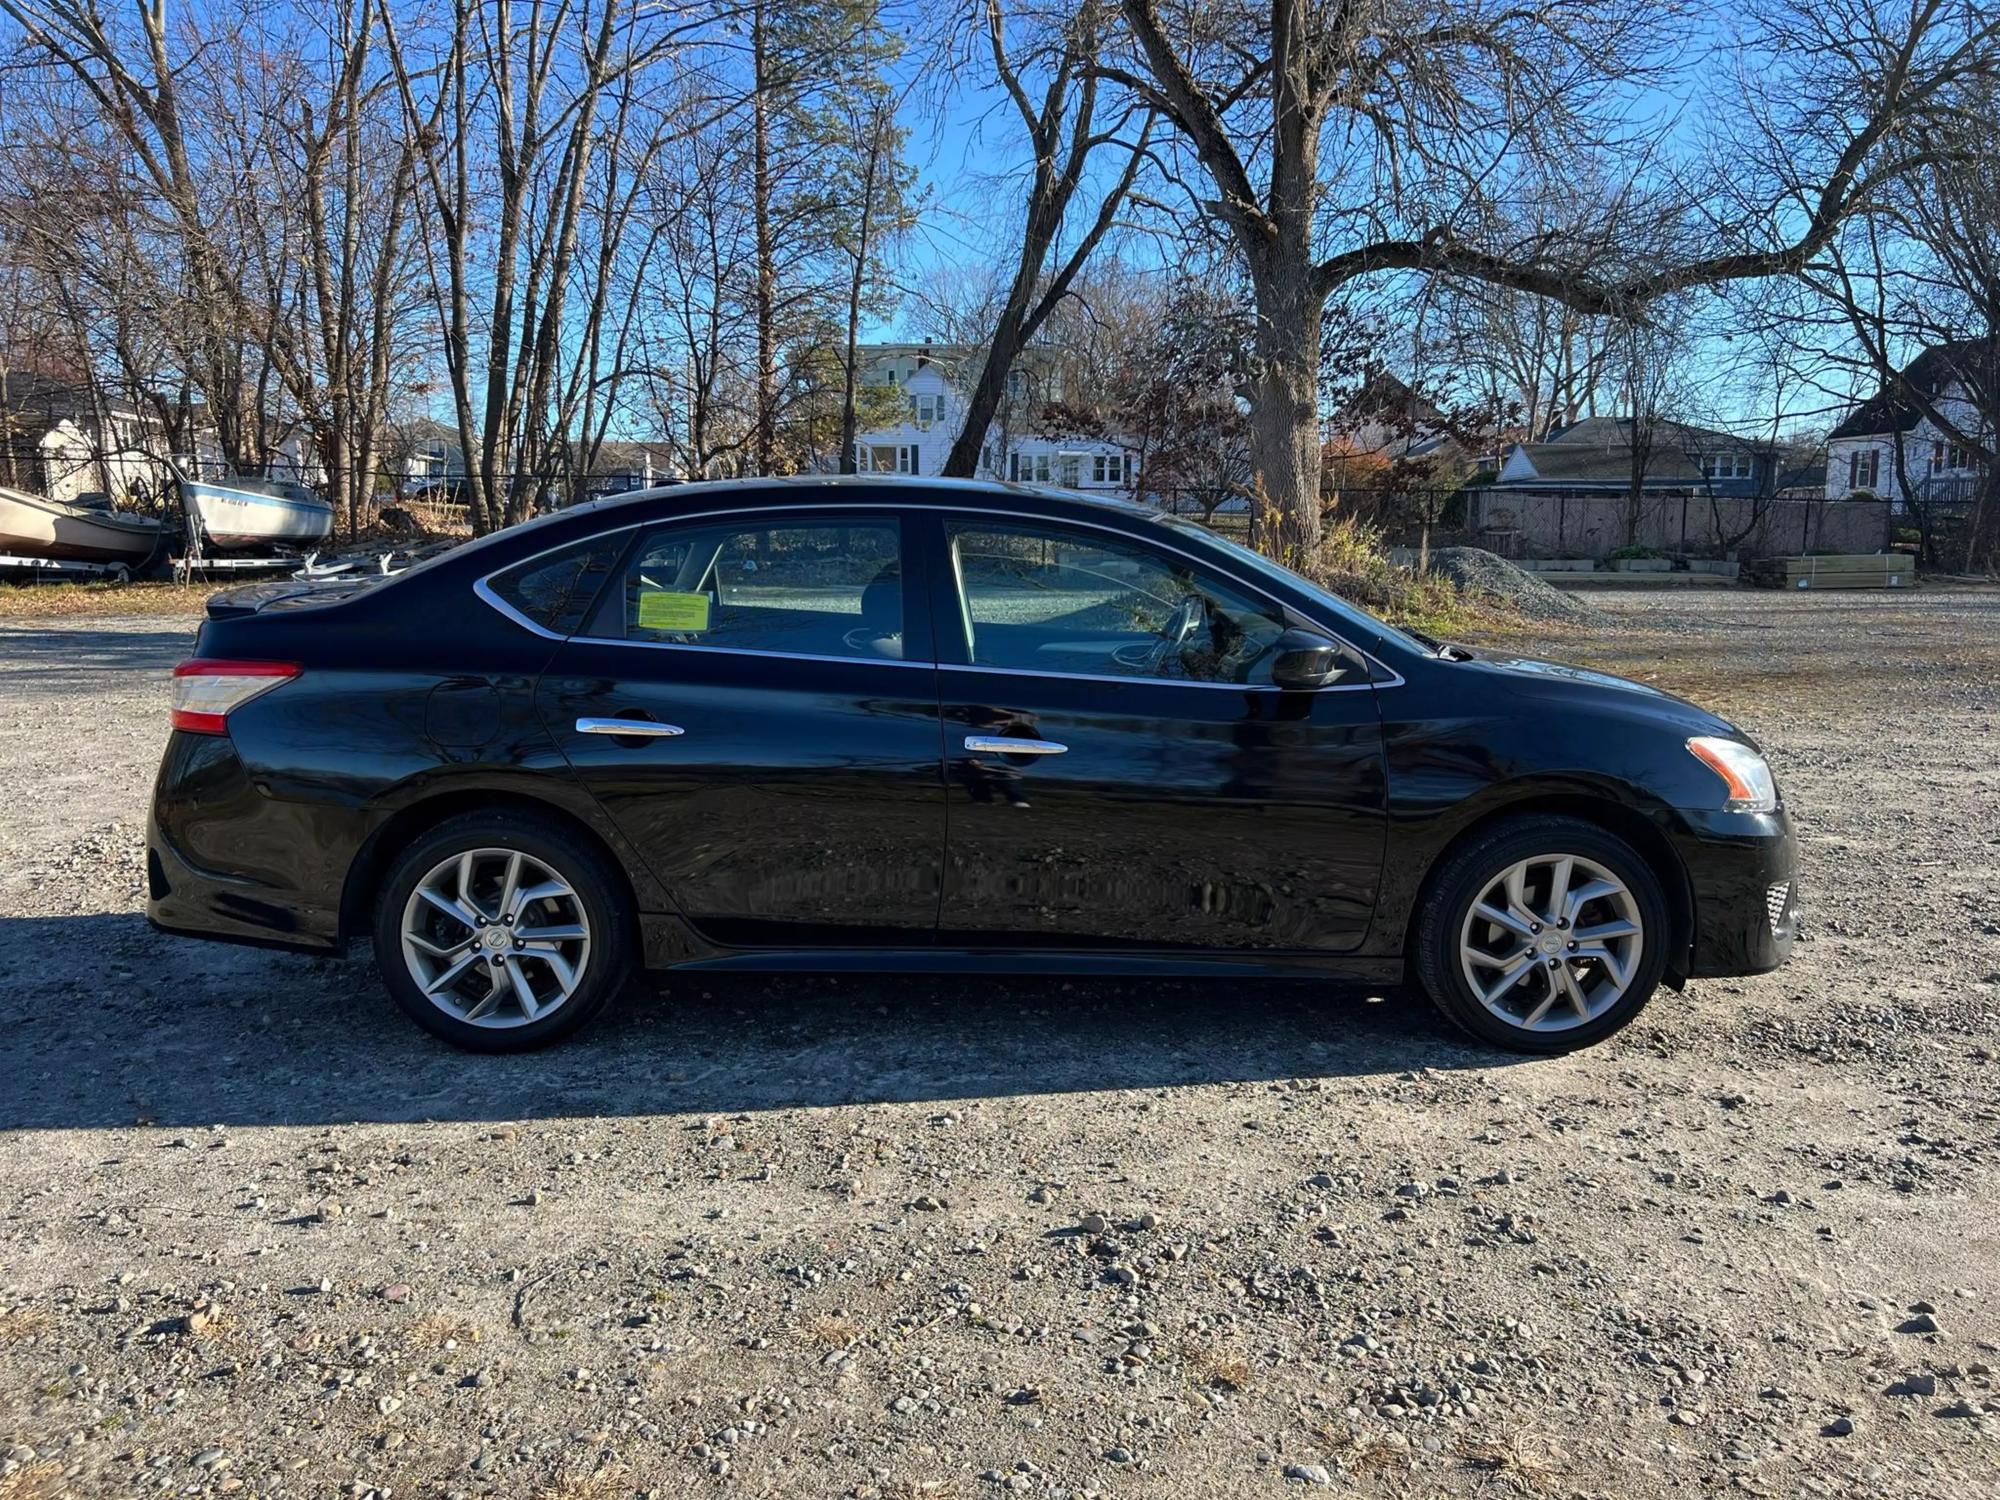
[2, 587, 1998, 1500]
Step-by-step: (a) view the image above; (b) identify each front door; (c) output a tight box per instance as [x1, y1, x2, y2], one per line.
[926, 514, 1387, 951]
[536, 510, 945, 948]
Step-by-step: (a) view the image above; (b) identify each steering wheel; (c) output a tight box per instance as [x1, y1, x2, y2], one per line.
[1142, 594, 1206, 675]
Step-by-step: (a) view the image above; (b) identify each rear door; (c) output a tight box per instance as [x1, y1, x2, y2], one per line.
[925, 511, 1388, 952]
[530, 507, 945, 948]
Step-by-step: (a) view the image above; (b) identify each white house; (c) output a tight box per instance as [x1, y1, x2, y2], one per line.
[1826, 341, 1992, 508]
[845, 341, 1140, 495]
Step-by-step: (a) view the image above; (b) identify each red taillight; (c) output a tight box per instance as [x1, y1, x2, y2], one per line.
[170, 659, 301, 735]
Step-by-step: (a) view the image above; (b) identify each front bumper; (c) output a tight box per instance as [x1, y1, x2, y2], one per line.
[146, 731, 346, 954]
[1667, 806, 1799, 978]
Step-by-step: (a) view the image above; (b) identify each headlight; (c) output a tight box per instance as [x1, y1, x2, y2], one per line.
[1686, 736, 1778, 813]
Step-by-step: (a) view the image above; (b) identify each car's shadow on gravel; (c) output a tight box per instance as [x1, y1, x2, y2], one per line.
[1, 913, 1522, 1130]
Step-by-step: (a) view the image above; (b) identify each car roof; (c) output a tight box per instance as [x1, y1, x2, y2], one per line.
[565, 474, 1165, 526]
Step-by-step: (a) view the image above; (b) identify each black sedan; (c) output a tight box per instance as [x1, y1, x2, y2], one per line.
[148, 479, 1797, 1053]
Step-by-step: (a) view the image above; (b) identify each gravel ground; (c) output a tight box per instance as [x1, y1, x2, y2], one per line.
[2, 587, 1998, 1500]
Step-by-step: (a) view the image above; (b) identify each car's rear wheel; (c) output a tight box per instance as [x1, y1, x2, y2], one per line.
[1414, 815, 1669, 1053]
[373, 812, 632, 1051]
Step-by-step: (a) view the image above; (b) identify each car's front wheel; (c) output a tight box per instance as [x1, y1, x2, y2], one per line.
[373, 812, 632, 1052]
[1414, 815, 1670, 1053]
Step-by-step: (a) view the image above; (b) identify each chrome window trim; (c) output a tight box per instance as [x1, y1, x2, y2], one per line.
[472, 498, 1404, 690]
[938, 660, 1390, 694]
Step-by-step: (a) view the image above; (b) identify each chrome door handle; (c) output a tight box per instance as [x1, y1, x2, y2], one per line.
[576, 717, 684, 738]
[964, 735, 1067, 755]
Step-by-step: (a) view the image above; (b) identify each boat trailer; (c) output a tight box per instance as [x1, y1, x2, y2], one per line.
[0, 553, 141, 584]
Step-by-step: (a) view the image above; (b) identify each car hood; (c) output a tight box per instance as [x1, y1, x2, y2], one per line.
[1453, 648, 1746, 742]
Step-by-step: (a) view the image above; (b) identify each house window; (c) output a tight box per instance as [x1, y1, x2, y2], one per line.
[1092, 453, 1129, 486]
[1701, 452, 1752, 480]
[1848, 449, 1880, 490]
[1005, 369, 1026, 399]
[910, 393, 942, 429]
[1949, 442, 1970, 471]
[1008, 453, 1052, 483]
[867, 444, 918, 474]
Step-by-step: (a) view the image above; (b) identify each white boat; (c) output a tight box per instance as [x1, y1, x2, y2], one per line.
[181, 471, 333, 551]
[0, 485, 165, 565]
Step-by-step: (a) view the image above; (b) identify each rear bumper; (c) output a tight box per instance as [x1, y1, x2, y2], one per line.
[1668, 806, 1799, 978]
[146, 731, 346, 953]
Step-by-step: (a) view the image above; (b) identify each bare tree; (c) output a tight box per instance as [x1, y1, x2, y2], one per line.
[937, 0, 1152, 478]
[1109, 0, 2000, 559]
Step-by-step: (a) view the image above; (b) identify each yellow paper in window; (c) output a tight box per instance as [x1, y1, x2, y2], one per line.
[637, 590, 711, 632]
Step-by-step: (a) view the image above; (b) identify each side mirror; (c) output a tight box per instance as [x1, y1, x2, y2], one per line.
[1269, 628, 1347, 690]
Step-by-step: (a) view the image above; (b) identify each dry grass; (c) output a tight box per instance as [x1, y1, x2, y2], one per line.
[798, 1313, 862, 1347]
[1458, 1432, 1570, 1493]
[0, 1304, 54, 1342]
[0, 1463, 66, 1500]
[408, 1312, 481, 1347]
[0, 580, 212, 619]
[1295, 516, 1523, 637]
[531, 1465, 630, 1500]
[389, 498, 473, 538]
[1179, 1342, 1251, 1390]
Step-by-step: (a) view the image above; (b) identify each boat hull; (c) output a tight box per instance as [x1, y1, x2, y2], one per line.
[188, 480, 333, 551]
[0, 486, 164, 564]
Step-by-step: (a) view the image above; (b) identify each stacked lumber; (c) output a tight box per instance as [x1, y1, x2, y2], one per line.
[1741, 553, 1915, 590]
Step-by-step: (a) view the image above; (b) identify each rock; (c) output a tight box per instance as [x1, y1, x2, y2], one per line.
[908, 1195, 944, 1212]
[1284, 1464, 1334, 1485]
[380, 1283, 413, 1304]
[1078, 1213, 1107, 1236]
[889, 1395, 918, 1414]
[1103, 1448, 1132, 1464]
[1822, 1417, 1855, 1437]
[1898, 1313, 1943, 1335]
[1937, 1400, 1986, 1419]
[1889, 1373, 1937, 1397]
[1028, 1186, 1053, 1205]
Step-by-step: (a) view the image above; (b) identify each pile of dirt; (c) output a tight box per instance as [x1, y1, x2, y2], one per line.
[1427, 546, 1607, 622]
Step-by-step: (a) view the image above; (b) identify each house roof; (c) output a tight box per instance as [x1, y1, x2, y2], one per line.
[1335, 370, 1446, 430]
[0, 369, 146, 430]
[1828, 339, 1999, 441]
[1545, 414, 1763, 451]
[1498, 440, 1734, 488]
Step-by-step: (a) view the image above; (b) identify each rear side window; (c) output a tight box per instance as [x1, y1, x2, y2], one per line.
[604, 518, 908, 661]
[485, 537, 623, 635]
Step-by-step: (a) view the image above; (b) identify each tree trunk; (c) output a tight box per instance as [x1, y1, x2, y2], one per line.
[1246, 263, 1323, 561]
[751, 0, 777, 477]
[837, 106, 883, 477]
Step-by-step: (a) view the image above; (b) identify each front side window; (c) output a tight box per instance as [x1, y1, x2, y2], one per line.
[606, 518, 907, 661]
[948, 522, 1301, 685]
[485, 535, 623, 634]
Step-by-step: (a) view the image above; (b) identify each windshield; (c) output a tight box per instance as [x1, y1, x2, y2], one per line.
[1155, 515, 1432, 655]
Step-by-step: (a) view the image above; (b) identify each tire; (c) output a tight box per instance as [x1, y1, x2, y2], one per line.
[1413, 814, 1670, 1054]
[372, 811, 634, 1052]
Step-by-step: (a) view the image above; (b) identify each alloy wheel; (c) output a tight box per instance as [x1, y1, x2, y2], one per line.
[399, 847, 592, 1029]
[1457, 853, 1645, 1033]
